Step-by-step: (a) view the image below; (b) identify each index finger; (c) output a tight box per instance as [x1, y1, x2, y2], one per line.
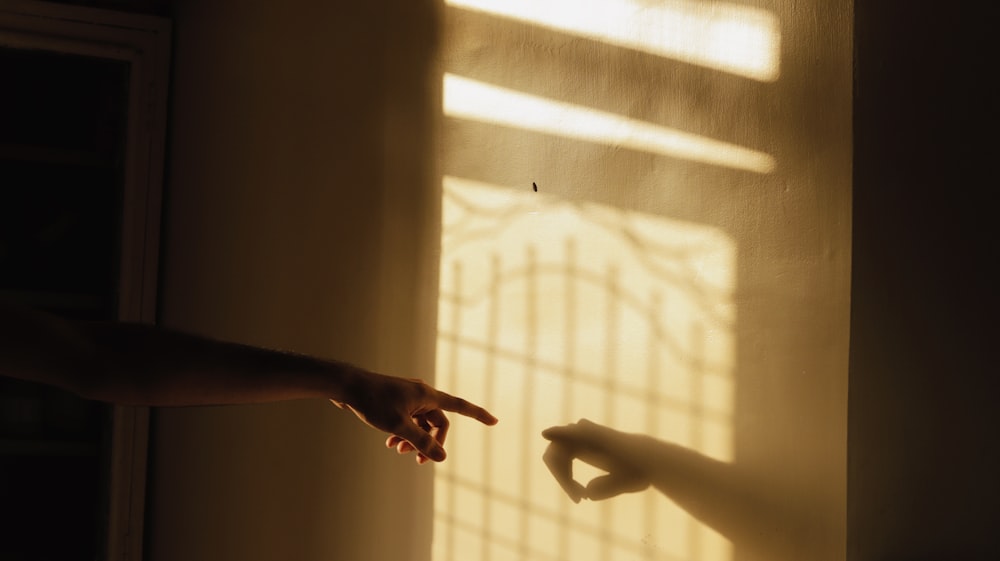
[435, 391, 499, 425]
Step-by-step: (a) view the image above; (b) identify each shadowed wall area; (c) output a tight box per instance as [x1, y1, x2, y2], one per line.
[146, 1, 441, 560]
[849, 2, 1000, 560]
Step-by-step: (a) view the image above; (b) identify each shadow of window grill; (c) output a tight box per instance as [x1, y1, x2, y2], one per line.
[434, 177, 736, 561]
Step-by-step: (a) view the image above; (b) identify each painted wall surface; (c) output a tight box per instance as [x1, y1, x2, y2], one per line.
[432, 2, 851, 561]
[147, 1, 851, 561]
[849, 3, 1000, 560]
[147, 1, 440, 560]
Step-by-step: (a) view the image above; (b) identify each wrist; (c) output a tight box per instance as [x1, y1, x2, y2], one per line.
[322, 360, 373, 407]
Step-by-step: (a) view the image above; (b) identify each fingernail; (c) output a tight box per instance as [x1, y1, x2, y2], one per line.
[432, 447, 446, 462]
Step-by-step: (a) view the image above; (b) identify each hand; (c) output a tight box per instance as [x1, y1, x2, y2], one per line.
[331, 372, 497, 464]
[541, 419, 650, 502]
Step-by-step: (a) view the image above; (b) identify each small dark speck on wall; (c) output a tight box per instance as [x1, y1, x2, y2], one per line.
[533, 182, 538, 192]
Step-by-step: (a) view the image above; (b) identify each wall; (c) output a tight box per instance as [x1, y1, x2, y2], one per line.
[432, 1, 851, 561]
[146, 1, 440, 560]
[849, 2, 1000, 559]
[147, 0, 853, 560]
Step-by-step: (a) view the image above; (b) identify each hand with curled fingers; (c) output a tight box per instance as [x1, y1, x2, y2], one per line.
[331, 372, 497, 464]
[541, 419, 651, 502]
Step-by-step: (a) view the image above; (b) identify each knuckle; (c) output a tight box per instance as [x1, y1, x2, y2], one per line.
[410, 379, 432, 399]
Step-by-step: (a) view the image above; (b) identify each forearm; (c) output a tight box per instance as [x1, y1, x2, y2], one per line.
[76, 321, 369, 406]
[1, 301, 369, 406]
[4, 303, 498, 464]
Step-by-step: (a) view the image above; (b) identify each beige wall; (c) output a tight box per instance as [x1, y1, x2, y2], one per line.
[432, 2, 850, 561]
[147, 1, 440, 560]
[148, 1, 852, 560]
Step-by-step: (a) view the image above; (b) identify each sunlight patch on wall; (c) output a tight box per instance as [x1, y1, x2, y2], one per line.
[433, 176, 736, 561]
[444, 74, 776, 174]
[446, 0, 780, 81]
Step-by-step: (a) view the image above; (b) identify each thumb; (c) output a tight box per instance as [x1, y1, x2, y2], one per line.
[395, 424, 446, 462]
[585, 472, 647, 500]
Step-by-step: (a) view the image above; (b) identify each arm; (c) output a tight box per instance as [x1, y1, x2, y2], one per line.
[0, 301, 497, 462]
[541, 420, 798, 554]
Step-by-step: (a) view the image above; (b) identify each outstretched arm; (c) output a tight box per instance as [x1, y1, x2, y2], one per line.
[0, 301, 497, 462]
[541, 419, 798, 556]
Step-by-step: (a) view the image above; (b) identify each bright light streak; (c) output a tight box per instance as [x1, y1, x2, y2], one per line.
[447, 0, 780, 81]
[444, 74, 776, 174]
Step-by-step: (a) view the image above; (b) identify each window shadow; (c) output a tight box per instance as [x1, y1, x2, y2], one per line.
[432, 1, 850, 561]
